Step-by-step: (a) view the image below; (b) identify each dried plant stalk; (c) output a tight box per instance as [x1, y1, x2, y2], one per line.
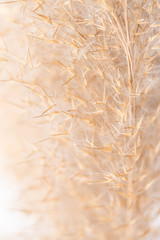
[0, 0, 160, 239]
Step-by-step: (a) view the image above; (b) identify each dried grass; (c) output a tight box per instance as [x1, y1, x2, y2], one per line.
[0, 0, 160, 239]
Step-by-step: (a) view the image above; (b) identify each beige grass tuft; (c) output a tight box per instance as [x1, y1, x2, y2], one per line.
[0, 0, 160, 239]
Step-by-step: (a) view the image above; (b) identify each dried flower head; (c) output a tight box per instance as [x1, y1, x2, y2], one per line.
[0, 0, 160, 239]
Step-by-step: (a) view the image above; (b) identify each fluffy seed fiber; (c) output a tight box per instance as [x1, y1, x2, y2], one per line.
[0, 0, 160, 239]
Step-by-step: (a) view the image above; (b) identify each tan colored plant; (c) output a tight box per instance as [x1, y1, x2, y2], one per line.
[0, 0, 160, 239]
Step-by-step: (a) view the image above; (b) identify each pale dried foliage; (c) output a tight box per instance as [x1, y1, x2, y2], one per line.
[0, 0, 160, 239]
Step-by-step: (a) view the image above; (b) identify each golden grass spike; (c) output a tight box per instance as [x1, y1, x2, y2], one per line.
[0, 0, 160, 239]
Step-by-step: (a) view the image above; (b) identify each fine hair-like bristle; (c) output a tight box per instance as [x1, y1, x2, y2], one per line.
[0, 0, 160, 239]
